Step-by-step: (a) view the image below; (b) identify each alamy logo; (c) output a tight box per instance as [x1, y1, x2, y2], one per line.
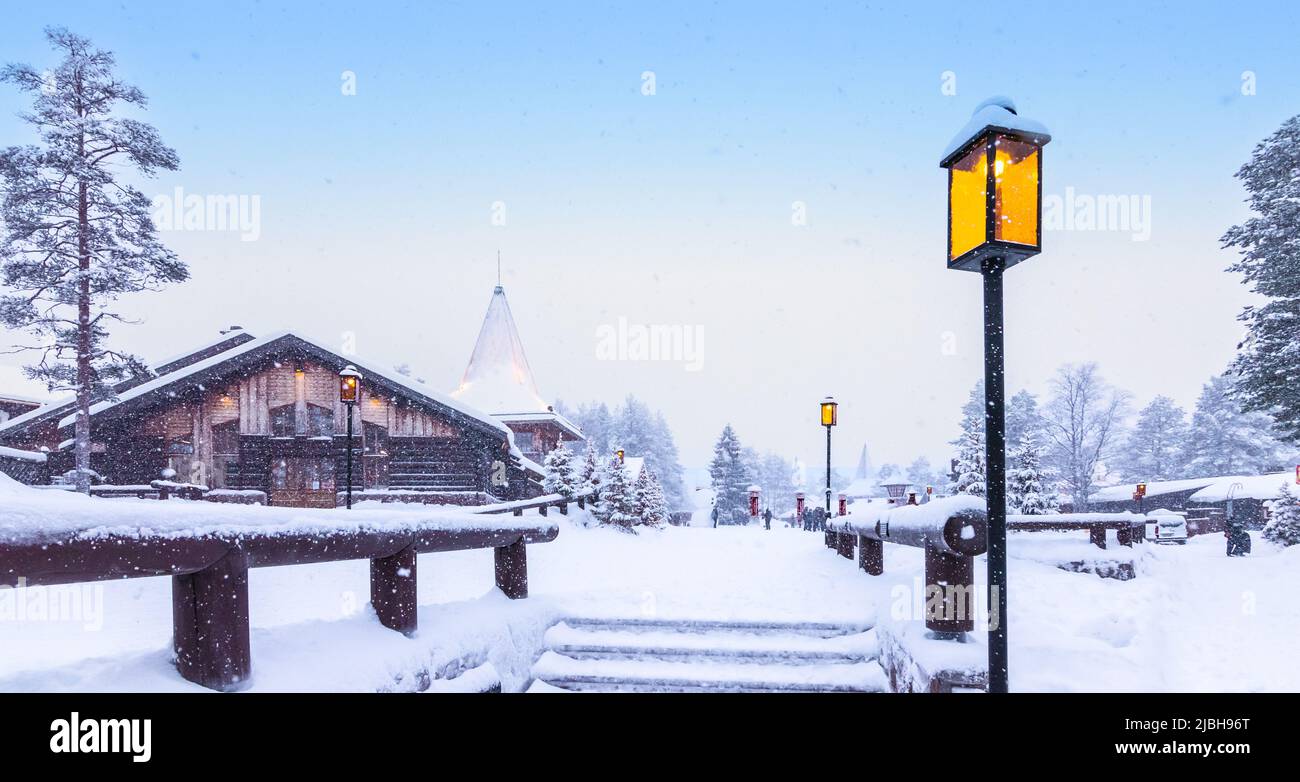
[49, 712, 151, 763]
[151, 186, 262, 241]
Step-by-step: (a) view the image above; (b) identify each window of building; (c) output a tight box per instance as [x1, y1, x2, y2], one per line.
[270, 404, 296, 437]
[210, 420, 239, 490]
[363, 422, 390, 489]
[514, 432, 535, 454]
[306, 403, 334, 437]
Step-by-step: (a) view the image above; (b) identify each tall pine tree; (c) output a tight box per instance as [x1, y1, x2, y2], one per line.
[1119, 395, 1190, 482]
[0, 29, 188, 492]
[709, 424, 751, 525]
[1223, 114, 1300, 444]
[950, 381, 986, 497]
[1007, 431, 1058, 515]
[1182, 375, 1284, 476]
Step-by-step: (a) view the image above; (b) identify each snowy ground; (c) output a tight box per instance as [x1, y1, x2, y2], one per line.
[1, 498, 1297, 691]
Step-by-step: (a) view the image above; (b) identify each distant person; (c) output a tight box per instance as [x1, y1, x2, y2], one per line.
[711, 504, 719, 529]
[763, 507, 772, 530]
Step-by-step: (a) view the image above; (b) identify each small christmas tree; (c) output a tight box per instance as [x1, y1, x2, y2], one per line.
[596, 455, 637, 529]
[949, 382, 986, 498]
[633, 468, 668, 527]
[1007, 431, 1058, 515]
[578, 443, 603, 497]
[1263, 482, 1300, 547]
[542, 446, 580, 499]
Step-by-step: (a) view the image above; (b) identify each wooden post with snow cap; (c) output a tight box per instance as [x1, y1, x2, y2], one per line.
[494, 538, 529, 599]
[173, 548, 252, 691]
[829, 496, 987, 637]
[371, 545, 417, 635]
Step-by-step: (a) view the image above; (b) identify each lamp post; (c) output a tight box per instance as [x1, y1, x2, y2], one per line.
[941, 96, 1051, 694]
[820, 396, 838, 517]
[338, 365, 363, 509]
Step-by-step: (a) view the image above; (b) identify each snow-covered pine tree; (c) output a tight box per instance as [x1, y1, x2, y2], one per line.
[1007, 431, 1058, 515]
[596, 455, 637, 529]
[950, 382, 986, 497]
[1223, 115, 1300, 445]
[542, 445, 580, 499]
[709, 424, 751, 525]
[632, 467, 667, 527]
[578, 442, 603, 497]
[1118, 395, 1190, 482]
[1182, 375, 1284, 476]
[1005, 389, 1046, 455]
[1263, 482, 1300, 547]
[0, 29, 188, 493]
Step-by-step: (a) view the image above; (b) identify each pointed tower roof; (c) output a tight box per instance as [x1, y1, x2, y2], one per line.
[452, 285, 550, 415]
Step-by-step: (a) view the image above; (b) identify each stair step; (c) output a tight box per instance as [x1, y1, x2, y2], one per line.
[532, 651, 887, 693]
[545, 623, 877, 664]
[557, 617, 873, 638]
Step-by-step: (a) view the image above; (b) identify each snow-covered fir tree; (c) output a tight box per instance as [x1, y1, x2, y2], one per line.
[1182, 375, 1285, 476]
[542, 445, 580, 499]
[1263, 482, 1300, 547]
[709, 424, 751, 525]
[557, 395, 687, 511]
[1223, 114, 1300, 445]
[950, 382, 986, 497]
[595, 455, 637, 529]
[1005, 389, 1046, 455]
[1007, 431, 1058, 515]
[0, 29, 188, 492]
[632, 467, 667, 527]
[1118, 395, 1190, 482]
[578, 442, 603, 496]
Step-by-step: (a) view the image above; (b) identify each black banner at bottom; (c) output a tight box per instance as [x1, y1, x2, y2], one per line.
[1, 692, 1286, 769]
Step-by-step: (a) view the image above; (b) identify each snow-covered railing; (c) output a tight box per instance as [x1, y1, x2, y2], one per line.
[1006, 511, 1147, 548]
[474, 487, 596, 517]
[0, 509, 558, 692]
[826, 497, 989, 637]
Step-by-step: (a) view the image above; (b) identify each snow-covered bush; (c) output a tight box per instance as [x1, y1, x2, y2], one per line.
[1263, 483, 1300, 547]
[632, 467, 667, 527]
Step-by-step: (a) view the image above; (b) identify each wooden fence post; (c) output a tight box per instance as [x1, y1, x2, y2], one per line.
[1088, 526, 1107, 549]
[836, 532, 855, 559]
[494, 539, 529, 599]
[173, 548, 251, 691]
[924, 541, 975, 637]
[859, 534, 884, 575]
[370, 545, 417, 635]
[539, 504, 548, 517]
[577, 496, 585, 510]
[558, 501, 568, 515]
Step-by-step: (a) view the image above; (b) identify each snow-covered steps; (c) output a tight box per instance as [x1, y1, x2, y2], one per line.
[530, 618, 886, 693]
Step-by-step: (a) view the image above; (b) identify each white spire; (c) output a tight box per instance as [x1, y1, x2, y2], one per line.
[452, 283, 549, 414]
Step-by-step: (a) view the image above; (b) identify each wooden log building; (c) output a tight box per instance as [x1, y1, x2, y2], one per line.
[0, 331, 546, 507]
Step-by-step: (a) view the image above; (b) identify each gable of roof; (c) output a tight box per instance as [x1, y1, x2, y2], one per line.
[49, 332, 512, 442]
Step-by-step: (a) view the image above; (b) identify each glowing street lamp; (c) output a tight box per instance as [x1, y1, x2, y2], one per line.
[338, 365, 363, 509]
[941, 96, 1051, 695]
[820, 396, 837, 516]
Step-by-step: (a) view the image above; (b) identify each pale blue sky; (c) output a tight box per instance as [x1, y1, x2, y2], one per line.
[1, 1, 1297, 475]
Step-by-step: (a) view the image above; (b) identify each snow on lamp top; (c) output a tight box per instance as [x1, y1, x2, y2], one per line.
[939, 95, 1052, 166]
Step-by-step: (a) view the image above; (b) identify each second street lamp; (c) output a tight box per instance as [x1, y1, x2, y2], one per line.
[338, 365, 363, 510]
[941, 96, 1051, 694]
[820, 396, 838, 517]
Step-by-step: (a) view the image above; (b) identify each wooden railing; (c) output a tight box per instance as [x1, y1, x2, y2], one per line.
[474, 488, 596, 518]
[0, 511, 558, 691]
[1007, 512, 1147, 548]
[827, 501, 988, 636]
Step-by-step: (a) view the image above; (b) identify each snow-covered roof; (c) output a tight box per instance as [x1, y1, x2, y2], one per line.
[52, 331, 512, 440]
[841, 477, 884, 498]
[0, 445, 46, 463]
[1188, 473, 1295, 503]
[1091, 475, 1244, 503]
[0, 392, 46, 407]
[940, 96, 1052, 167]
[451, 285, 552, 415]
[495, 410, 584, 440]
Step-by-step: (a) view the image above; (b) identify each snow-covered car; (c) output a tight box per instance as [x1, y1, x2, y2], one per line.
[1146, 513, 1187, 544]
